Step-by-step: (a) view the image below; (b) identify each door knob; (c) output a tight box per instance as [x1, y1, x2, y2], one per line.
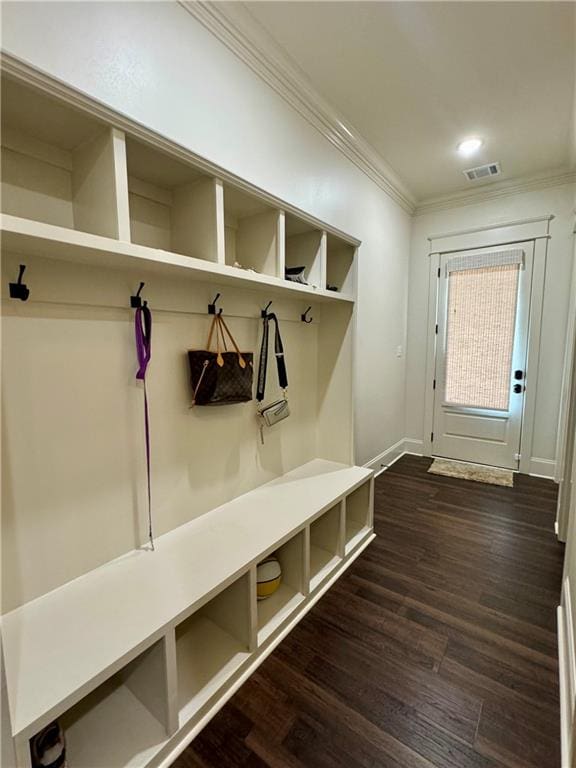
[514, 370, 524, 380]
[513, 384, 523, 394]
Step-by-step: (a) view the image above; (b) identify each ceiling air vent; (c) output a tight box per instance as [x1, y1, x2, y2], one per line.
[463, 162, 501, 181]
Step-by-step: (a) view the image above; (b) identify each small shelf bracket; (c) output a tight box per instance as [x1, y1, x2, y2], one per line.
[130, 282, 146, 308]
[208, 293, 222, 315]
[9, 264, 30, 302]
[301, 306, 313, 324]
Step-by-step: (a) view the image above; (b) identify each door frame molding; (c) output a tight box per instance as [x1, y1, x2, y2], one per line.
[422, 216, 552, 473]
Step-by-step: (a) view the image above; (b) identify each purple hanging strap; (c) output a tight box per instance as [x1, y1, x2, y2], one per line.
[135, 304, 154, 550]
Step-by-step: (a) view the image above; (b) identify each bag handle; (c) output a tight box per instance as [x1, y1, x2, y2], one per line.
[206, 314, 224, 367]
[218, 315, 247, 369]
[256, 312, 287, 403]
[134, 304, 155, 551]
[205, 314, 246, 369]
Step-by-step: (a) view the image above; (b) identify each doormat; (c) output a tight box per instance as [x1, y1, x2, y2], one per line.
[428, 458, 513, 487]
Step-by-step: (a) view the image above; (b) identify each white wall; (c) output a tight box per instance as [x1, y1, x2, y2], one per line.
[406, 183, 576, 472]
[1, 0, 411, 470]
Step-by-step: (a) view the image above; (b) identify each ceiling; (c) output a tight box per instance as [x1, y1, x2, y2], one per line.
[242, 1, 576, 202]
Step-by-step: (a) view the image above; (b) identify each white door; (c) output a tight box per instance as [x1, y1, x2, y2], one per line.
[432, 242, 534, 470]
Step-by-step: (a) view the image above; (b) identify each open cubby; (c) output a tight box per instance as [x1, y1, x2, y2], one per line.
[126, 137, 220, 261]
[345, 480, 373, 554]
[309, 503, 343, 590]
[284, 214, 325, 289]
[1, 77, 122, 239]
[223, 184, 281, 277]
[34, 640, 171, 768]
[257, 531, 306, 644]
[326, 234, 356, 296]
[176, 573, 252, 725]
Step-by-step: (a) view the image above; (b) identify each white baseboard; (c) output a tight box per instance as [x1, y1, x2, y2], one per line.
[558, 578, 575, 767]
[403, 438, 425, 456]
[365, 439, 405, 476]
[365, 438, 425, 477]
[529, 457, 557, 479]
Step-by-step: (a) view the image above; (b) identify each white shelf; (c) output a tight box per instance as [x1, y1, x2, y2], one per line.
[1, 214, 352, 305]
[60, 679, 168, 768]
[310, 545, 341, 591]
[176, 616, 250, 726]
[345, 520, 370, 554]
[2, 458, 372, 740]
[257, 584, 305, 645]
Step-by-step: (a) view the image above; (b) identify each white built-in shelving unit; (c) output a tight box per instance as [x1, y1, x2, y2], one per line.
[0, 63, 373, 768]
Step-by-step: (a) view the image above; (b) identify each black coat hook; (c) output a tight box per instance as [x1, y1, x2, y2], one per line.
[130, 282, 146, 308]
[208, 292, 222, 315]
[9, 264, 30, 302]
[261, 301, 273, 318]
[301, 306, 313, 323]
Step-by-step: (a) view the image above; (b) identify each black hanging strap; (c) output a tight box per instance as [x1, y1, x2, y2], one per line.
[256, 312, 288, 402]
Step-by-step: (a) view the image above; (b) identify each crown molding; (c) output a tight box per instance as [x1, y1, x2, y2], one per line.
[415, 169, 576, 216]
[179, 1, 416, 215]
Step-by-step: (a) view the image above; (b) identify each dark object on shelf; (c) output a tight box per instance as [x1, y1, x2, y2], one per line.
[208, 292, 222, 315]
[30, 721, 66, 768]
[285, 266, 307, 285]
[301, 307, 313, 323]
[326, 284, 339, 292]
[189, 314, 253, 406]
[9, 264, 30, 301]
[130, 281, 146, 308]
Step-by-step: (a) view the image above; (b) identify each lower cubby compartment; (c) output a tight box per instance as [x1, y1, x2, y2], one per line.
[176, 573, 252, 725]
[36, 640, 171, 768]
[345, 479, 373, 554]
[257, 531, 306, 645]
[309, 503, 343, 590]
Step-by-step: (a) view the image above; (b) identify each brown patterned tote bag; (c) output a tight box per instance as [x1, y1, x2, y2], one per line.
[188, 314, 253, 405]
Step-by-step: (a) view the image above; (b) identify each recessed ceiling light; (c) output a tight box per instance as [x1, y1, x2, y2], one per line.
[457, 137, 483, 157]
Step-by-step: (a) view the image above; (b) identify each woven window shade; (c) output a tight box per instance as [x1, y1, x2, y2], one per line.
[444, 263, 520, 410]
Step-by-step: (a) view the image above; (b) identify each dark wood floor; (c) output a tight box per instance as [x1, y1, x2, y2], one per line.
[173, 455, 565, 768]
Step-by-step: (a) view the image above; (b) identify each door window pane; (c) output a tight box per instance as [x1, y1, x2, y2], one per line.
[444, 264, 519, 410]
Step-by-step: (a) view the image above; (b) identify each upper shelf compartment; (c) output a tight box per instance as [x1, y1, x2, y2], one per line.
[223, 184, 282, 278]
[0, 76, 125, 240]
[284, 214, 325, 291]
[326, 234, 356, 298]
[126, 138, 221, 262]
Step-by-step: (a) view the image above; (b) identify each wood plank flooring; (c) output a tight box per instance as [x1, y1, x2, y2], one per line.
[172, 455, 565, 768]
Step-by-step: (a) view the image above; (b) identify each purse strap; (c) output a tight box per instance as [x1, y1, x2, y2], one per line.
[205, 314, 246, 369]
[135, 304, 155, 551]
[256, 312, 288, 403]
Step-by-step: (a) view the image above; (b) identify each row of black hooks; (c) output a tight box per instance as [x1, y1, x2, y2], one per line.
[8, 269, 315, 323]
[210, 292, 313, 323]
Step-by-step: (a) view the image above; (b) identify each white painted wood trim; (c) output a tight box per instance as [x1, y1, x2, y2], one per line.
[528, 458, 557, 479]
[0, 52, 362, 249]
[154, 532, 375, 768]
[416, 171, 576, 216]
[403, 439, 425, 455]
[429, 217, 552, 255]
[559, 578, 576, 767]
[2, 460, 373, 741]
[428, 215, 554, 243]
[0, 215, 353, 306]
[177, 2, 415, 214]
[518, 237, 547, 475]
[423, 254, 440, 456]
[423, 231, 548, 474]
[364, 439, 405, 474]
[365, 439, 426, 476]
